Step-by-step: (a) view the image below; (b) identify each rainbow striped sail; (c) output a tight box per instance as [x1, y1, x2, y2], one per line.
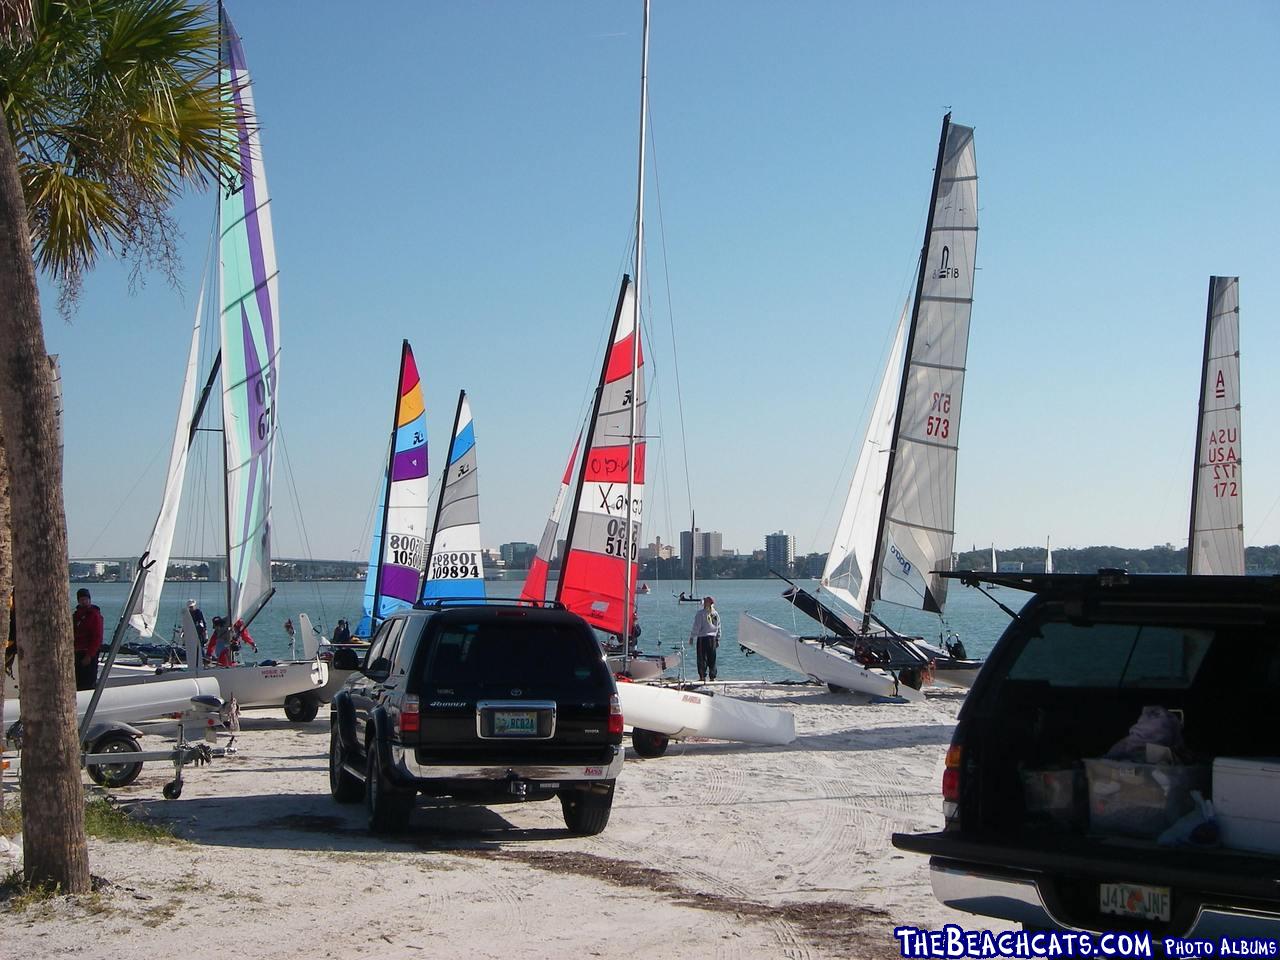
[556, 277, 645, 637]
[218, 10, 280, 626]
[359, 341, 430, 635]
[422, 391, 486, 602]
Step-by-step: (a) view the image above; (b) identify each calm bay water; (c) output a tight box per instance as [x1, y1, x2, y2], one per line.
[69, 577, 1027, 683]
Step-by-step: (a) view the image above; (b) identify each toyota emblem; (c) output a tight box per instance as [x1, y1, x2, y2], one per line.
[511, 689, 522, 696]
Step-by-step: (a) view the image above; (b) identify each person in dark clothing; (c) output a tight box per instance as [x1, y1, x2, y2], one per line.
[187, 599, 208, 646]
[331, 619, 352, 645]
[5, 593, 16, 678]
[73, 587, 104, 691]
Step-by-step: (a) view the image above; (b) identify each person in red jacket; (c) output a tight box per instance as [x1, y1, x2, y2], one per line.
[73, 587, 104, 691]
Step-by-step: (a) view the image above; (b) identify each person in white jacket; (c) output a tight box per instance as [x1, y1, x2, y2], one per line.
[688, 595, 721, 682]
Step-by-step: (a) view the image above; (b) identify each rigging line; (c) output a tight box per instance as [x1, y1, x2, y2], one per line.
[276, 425, 328, 624]
[645, 100, 695, 517]
[83, 443, 167, 557]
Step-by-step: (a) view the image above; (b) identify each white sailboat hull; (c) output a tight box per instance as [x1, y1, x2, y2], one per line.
[738, 614, 926, 702]
[197, 659, 329, 709]
[4, 674, 223, 728]
[607, 648, 682, 681]
[617, 680, 795, 745]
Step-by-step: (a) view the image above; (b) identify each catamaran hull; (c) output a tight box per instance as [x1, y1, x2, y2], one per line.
[198, 659, 329, 709]
[4, 674, 223, 728]
[738, 614, 925, 702]
[607, 649, 683, 681]
[616, 680, 795, 745]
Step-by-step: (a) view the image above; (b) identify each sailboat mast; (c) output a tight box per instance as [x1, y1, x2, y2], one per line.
[862, 113, 952, 635]
[1187, 278, 1216, 575]
[620, 0, 650, 671]
[217, 0, 235, 623]
[689, 509, 696, 596]
[424, 389, 468, 582]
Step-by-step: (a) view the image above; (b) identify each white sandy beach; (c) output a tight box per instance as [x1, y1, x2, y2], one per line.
[1, 684, 1010, 959]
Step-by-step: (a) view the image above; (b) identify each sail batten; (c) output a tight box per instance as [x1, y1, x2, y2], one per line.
[1188, 276, 1243, 576]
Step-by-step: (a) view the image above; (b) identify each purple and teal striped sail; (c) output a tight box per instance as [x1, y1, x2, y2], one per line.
[358, 342, 430, 636]
[218, 10, 280, 626]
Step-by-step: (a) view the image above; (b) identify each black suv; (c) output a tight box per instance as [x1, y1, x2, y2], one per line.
[328, 600, 624, 835]
[893, 572, 1280, 940]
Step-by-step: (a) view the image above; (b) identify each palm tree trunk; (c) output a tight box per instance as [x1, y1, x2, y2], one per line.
[0, 117, 90, 891]
[0, 426, 10, 817]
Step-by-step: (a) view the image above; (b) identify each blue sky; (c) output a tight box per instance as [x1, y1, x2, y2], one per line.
[49, 0, 1280, 562]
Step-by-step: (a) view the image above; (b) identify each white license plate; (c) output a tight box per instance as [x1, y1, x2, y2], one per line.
[493, 711, 537, 736]
[1099, 882, 1170, 922]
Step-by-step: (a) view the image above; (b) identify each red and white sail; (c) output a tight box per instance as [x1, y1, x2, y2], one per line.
[519, 430, 582, 604]
[1189, 276, 1243, 575]
[555, 277, 645, 637]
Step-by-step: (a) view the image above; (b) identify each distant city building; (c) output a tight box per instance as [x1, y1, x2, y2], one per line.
[500, 541, 537, 570]
[679, 528, 723, 560]
[640, 536, 675, 562]
[765, 531, 795, 572]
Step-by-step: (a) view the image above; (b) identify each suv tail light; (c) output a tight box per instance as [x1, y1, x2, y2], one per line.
[607, 694, 624, 736]
[399, 694, 420, 734]
[941, 741, 962, 828]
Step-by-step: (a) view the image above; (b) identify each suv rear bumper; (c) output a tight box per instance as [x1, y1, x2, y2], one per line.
[392, 742, 624, 784]
[928, 858, 1280, 939]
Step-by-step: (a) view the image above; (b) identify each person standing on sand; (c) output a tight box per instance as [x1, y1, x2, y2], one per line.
[688, 595, 721, 682]
[73, 587, 104, 691]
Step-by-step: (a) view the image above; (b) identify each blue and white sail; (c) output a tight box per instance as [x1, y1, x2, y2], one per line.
[422, 392, 486, 602]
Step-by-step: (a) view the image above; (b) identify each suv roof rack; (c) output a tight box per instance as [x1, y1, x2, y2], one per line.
[412, 597, 568, 611]
[943, 569, 1280, 598]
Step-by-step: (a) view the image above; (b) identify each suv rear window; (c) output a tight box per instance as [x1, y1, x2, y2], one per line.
[1006, 620, 1213, 689]
[418, 619, 606, 691]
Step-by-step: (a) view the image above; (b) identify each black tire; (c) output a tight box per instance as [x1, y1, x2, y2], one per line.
[560, 783, 614, 835]
[365, 744, 413, 833]
[162, 781, 182, 800]
[329, 724, 362, 803]
[284, 693, 321, 723]
[631, 728, 669, 758]
[86, 732, 144, 788]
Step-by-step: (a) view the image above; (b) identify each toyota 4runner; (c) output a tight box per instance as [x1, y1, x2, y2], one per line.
[893, 572, 1280, 941]
[328, 600, 624, 835]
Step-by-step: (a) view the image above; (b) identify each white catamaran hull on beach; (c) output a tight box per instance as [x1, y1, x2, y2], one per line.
[617, 679, 796, 745]
[738, 614, 926, 702]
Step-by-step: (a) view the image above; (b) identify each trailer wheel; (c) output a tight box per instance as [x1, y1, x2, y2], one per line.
[631, 728, 669, 758]
[284, 693, 321, 723]
[162, 781, 182, 800]
[86, 732, 144, 788]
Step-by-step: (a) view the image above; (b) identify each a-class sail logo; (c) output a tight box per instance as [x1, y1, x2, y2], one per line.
[933, 245, 960, 281]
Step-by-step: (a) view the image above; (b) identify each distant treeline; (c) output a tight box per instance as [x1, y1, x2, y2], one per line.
[642, 545, 1280, 581]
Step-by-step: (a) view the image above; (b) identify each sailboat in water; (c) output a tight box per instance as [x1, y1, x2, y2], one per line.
[740, 113, 983, 697]
[1188, 276, 1244, 575]
[121, 5, 326, 717]
[1044, 538, 1054, 574]
[421, 391, 487, 602]
[357, 340, 431, 637]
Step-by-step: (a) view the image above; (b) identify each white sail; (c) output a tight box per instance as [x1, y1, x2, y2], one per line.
[1189, 276, 1243, 575]
[130, 293, 205, 637]
[1044, 538, 1053, 574]
[423, 392, 486, 601]
[876, 121, 978, 614]
[991, 543, 998, 573]
[821, 300, 910, 614]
